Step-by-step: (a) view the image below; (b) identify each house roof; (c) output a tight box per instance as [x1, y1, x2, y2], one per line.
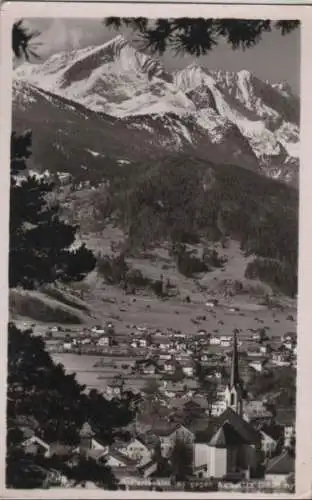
[266, 451, 295, 475]
[195, 427, 215, 443]
[260, 424, 284, 442]
[86, 448, 108, 461]
[20, 426, 35, 440]
[111, 466, 141, 478]
[137, 459, 156, 472]
[275, 408, 295, 426]
[23, 435, 50, 450]
[209, 421, 250, 448]
[137, 431, 159, 448]
[151, 422, 192, 438]
[108, 378, 124, 388]
[49, 442, 73, 457]
[190, 395, 209, 410]
[15, 415, 40, 431]
[169, 397, 185, 409]
[152, 336, 171, 344]
[107, 449, 138, 468]
[118, 437, 148, 450]
[152, 423, 179, 437]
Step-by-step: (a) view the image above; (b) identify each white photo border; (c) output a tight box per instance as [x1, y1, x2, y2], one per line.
[0, 2, 311, 498]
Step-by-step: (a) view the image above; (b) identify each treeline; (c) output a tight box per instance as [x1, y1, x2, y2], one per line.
[96, 252, 175, 297]
[245, 258, 297, 298]
[114, 156, 298, 296]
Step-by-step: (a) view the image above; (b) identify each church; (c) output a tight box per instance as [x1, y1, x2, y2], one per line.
[194, 330, 263, 480]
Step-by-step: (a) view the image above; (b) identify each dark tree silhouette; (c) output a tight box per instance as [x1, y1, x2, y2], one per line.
[12, 19, 41, 60]
[169, 438, 193, 481]
[10, 130, 96, 289]
[62, 456, 119, 489]
[7, 322, 138, 488]
[105, 18, 299, 56]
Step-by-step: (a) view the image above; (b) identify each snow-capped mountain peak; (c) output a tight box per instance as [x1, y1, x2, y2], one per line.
[13, 36, 300, 184]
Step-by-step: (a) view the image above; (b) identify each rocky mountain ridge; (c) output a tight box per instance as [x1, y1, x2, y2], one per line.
[13, 34, 300, 184]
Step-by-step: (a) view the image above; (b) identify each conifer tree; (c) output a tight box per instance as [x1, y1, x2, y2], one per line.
[10, 130, 96, 289]
[105, 18, 299, 56]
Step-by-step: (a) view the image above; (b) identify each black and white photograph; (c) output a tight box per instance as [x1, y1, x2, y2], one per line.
[2, 4, 304, 495]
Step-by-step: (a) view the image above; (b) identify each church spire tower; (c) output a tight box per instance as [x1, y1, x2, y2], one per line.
[230, 328, 240, 388]
[224, 329, 244, 415]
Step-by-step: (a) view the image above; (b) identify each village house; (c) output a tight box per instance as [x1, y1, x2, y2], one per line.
[50, 325, 60, 333]
[247, 349, 263, 358]
[142, 361, 157, 376]
[243, 400, 273, 426]
[106, 378, 124, 398]
[117, 438, 152, 465]
[173, 332, 186, 339]
[200, 353, 209, 362]
[21, 434, 51, 458]
[80, 337, 92, 345]
[248, 359, 266, 373]
[260, 429, 279, 457]
[181, 362, 194, 377]
[259, 345, 269, 354]
[210, 400, 227, 417]
[283, 340, 296, 352]
[205, 369, 222, 381]
[104, 449, 139, 474]
[220, 335, 232, 342]
[281, 332, 296, 343]
[91, 325, 106, 335]
[153, 423, 195, 458]
[97, 335, 111, 347]
[138, 459, 158, 478]
[272, 352, 291, 367]
[152, 335, 172, 351]
[209, 336, 221, 345]
[159, 352, 173, 361]
[205, 300, 218, 308]
[163, 358, 178, 374]
[284, 424, 295, 449]
[62, 334, 73, 351]
[162, 381, 184, 398]
[265, 451, 295, 488]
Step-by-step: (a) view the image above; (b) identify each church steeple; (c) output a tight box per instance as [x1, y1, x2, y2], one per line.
[230, 328, 240, 388]
[224, 329, 244, 415]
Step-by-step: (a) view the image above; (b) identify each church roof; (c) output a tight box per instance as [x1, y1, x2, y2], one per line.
[209, 421, 250, 448]
[195, 409, 261, 446]
[216, 408, 261, 444]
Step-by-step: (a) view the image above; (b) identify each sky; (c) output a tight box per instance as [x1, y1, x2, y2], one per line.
[23, 18, 301, 95]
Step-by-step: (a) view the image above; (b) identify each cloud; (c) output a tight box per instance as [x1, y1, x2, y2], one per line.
[24, 19, 106, 58]
[37, 19, 85, 55]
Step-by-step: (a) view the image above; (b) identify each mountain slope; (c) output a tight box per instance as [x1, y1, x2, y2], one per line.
[12, 79, 260, 179]
[13, 35, 300, 184]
